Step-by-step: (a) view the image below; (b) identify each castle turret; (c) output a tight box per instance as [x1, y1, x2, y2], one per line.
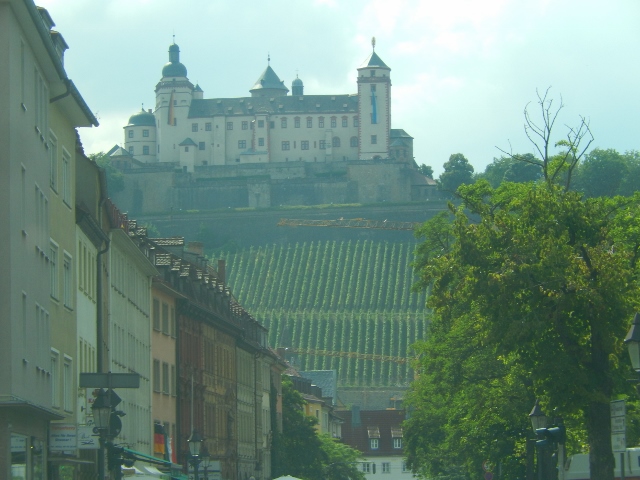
[124, 108, 157, 162]
[250, 57, 289, 97]
[292, 75, 304, 96]
[357, 38, 391, 161]
[155, 41, 195, 164]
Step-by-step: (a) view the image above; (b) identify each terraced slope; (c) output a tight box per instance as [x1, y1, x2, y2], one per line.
[222, 240, 430, 386]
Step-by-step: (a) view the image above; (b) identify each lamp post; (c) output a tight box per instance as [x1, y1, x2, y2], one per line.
[188, 429, 204, 480]
[529, 399, 548, 480]
[92, 389, 111, 480]
[201, 453, 211, 480]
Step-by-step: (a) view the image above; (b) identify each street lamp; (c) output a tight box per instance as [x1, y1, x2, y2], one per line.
[529, 400, 547, 480]
[92, 389, 112, 432]
[188, 430, 204, 480]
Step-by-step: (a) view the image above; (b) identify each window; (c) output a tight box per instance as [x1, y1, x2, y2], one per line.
[370, 69, 376, 77]
[319, 117, 324, 128]
[281, 118, 287, 128]
[242, 121, 248, 130]
[306, 117, 312, 128]
[350, 136, 358, 147]
[62, 150, 71, 206]
[258, 120, 265, 128]
[371, 135, 377, 145]
[143, 129, 149, 137]
[331, 117, 337, 128]
[393, 438, 403, 449]
[199, 142, 205, 151]
[63, 357, 72, 411]
[371, 84, 377, 92]
[282, 141, 290, 151]
[301, 141, 309, 150]
[50, 242, 59, 300]
[382, 463, 391, 474]
[342, 116, 348, 127]
[129, 146, 134, 155]
[153, 298, 160, 330]
[362, 463, 371, 474]
[171, 365, 177, 396]
[143, 145, 150, 155]
[226, 122, 233, 130]
[162, 303, 169, 334]
[63, 252, 72, 309]
[128, 130, 133, 138]
[332, 137, 341, 147]
[184, 146, 189, 152]
[170, 306, 176, 337]
[153, 359, 161, 392]
[192, 123, 198, 132]
[354, 116, 359, 127]
[205, 122, 212, 131]
[295, 117, 300, 128]
[319, 140, 326, 150]
[269, 121, 275, 128]
[370, 438, 379, 450]
[258, 138, 265, 147]
[51, 350, 60, 408]
[238, 140, 247, 149]
[162, 362, 170, 394]
[49, 133, 57, 191]
[402, 462, 409, 473]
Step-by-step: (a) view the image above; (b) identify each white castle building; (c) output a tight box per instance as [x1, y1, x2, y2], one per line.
[109, 41, 432, 212]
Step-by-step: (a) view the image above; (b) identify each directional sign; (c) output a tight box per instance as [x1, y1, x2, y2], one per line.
[80, 372, 140, 388]
[612, 433, 626, 453]
[611, 400, 626, 418]
[612, 415, 626, 433]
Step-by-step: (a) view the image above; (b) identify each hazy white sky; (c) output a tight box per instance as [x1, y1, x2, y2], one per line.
[39, 0, 639, 176]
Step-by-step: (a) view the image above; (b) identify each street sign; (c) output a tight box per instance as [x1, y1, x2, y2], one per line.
[80, 372, 140, 388]
[612, 433, 626, 453]
[611, 400, 626, 418]
[612, 415, 626, 433]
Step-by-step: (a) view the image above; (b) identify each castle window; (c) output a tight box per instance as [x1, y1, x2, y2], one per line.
[226, 122, 233, 130]
[184, 146, 189, 152]
[318, 117, 324, 128]
[205, 122, 212, 131]
[294, 117, 300, 128]
[270, 121, 275, 128]
[258, 120, 265, 128]
[301, 141, 309, 150]
[242, 121, 248, 130]
[342, 116, 348, 127]
[370, 70, 376, 77]
[238, 140, 246, 149]
[306, 117, 312, 128]
[350, 136, 358, 147]
[258, 138, 264, 147]
[332, 137, 340, 148]
[281, 118, 287, 128]
[353, 116, 359, 127]
[199, 142, 205, 150]
[371, 135, 377, 144]
[143, 129, 149, 137]
[128, 130, 133, 139]
[319, 140, 326, 150]
[192, 123, 198, 132]
[331, 117, 337, 128]
[282, 141, 290, 151]
[129, 146, 134, 154]
[143, 146, 150, 155]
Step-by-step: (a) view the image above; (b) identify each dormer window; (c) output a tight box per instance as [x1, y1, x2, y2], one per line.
[370, 438, 379, 450]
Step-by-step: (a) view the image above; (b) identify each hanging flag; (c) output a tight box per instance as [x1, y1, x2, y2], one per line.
[154, 423, 166, 455]
[168, 91, 175, 125]
[167, 435, 177, 464]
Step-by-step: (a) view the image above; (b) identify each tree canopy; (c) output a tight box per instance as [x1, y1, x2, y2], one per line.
[406, 91, 640, 480]
[438, 153, 474, 196]
[90, 151, 125, 193]
[572, 148, 640, 198]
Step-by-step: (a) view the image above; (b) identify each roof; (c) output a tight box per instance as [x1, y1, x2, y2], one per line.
[128, 109, 156, 127]
[163, 61, 187, 78]
[250, 65, 289, 93]
[359, 51, 390, 70]
[179, 138, 197, 146]
[299, 370, 337, 404]
[189, 94, 358, 118]
[390, 129, 413, 139]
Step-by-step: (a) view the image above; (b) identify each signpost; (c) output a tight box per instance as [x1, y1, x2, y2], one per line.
[611, 400, 626, 480]
[80, 372, 140, 389]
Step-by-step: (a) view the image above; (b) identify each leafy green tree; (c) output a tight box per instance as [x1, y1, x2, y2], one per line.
[90, 151, 125, 193]
[438, 154, 474, 195]
[479, 155, 542, 188]
[320, 434, 365, 480]
[619, 150, 640, 197]
[272, 377, 326, 480]
[418, 164, 434, 178]
[572, 148, 628, 197]
[407, 91, 640, 480]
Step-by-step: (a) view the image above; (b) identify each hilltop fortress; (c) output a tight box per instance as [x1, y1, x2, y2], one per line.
[108, 41, 435, 214]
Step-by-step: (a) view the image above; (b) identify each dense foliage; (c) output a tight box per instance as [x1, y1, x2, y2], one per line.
[438, 153, 474, 196]
[272, 377, 365, 480]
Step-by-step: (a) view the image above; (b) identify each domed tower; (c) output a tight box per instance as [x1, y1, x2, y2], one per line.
[357, 38, 391, 161]
[155, 41, 195, 163]
[124, 108, 157, 162]
[292, 75, 304, 96]
[250, 56, 289, 97]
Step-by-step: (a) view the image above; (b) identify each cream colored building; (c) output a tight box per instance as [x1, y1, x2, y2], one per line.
[0, 1, 96, 478]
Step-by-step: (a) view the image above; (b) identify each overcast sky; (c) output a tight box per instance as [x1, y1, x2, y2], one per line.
[38, 0, 639, 177]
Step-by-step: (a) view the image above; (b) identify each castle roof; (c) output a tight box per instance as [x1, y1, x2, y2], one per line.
[188, 94, 358, 118]
[162, 43, 187, 78]
[127, 109, 155, 127]
[250, 65, 289, 93]
[359, 51, 390, 70]
[179, 137, 197, 146]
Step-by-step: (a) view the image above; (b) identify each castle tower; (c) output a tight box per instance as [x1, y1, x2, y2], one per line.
[155, 41, 194, 164]
[124, 108, 158, 162]
[357, 38, 391, 160]
[291, 75, 304, 96]
[250, 56, 289, 97]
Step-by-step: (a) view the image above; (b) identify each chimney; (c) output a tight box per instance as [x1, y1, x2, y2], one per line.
[217, 259, 226, 284]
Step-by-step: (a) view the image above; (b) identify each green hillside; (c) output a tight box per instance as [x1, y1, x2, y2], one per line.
[222, 240, 430, 386]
